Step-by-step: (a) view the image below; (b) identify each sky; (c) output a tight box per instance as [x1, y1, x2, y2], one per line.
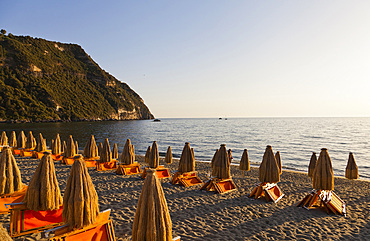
[1, 1, 370, 118]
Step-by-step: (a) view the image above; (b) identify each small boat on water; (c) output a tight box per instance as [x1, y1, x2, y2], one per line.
[153, 119, 161, 122]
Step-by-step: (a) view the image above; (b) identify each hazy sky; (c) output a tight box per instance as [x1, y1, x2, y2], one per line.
[1, 1, 370, 118]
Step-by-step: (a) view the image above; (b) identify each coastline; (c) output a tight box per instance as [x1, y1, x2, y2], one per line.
[1, 155, 369, 240]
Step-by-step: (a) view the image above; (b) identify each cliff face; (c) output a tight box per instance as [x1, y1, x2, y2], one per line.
[0, 33, 154, 122]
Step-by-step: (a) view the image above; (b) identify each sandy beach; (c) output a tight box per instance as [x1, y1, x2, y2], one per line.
[1, 155, 369, 241]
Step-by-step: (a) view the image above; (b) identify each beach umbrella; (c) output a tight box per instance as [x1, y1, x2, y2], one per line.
[145, 146, 151, 164]
[75, 141, 79, 154]
[308, 152, 317, 178]
[212, 144, 230, 179]
[83, 135, 98, 158]
[63, 155, 99, 229]
[121, 139, 135, 165]
[259, 145, 280, 183]
[149, 141, 159, 169]
[275, 151, 282, 175]
[0, 147, 22, 195]
[25, 131, 36, 149]
[35, 133, 47, 152]
[211, 149, 218, 171]
[0, 131, 8, 146]
[23, 152, 62, 211]
[345, 152, 359, 180]
[65, 135, 76, 158]
[17, 131, 26, 149]
[112, 143, 118, 159]
[8, 131, 17, 147]
[99, 138, 112, 163]
[178, 142, 195, 173]
[165, 146, 173, 164]
[98, 142, 103, 157]
[312, 148, 334, 191]
[62, 141, 67, 154]
[52, 134, 62, 155]
[132, 169, 172, 241]
[239, 149, 250, 175]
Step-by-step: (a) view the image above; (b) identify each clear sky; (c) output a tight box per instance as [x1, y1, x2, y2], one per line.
[1, 1, 370, 118]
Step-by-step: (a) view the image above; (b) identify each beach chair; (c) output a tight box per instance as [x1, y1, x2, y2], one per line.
[7, 203, 63, 237]
[96, 160, 118, 171]
[0, 186, 28, 214]
[200, 178, 237, 194]
[141, 166, 170, 179]
[32, 150, 51, 159]
[171, 171, 203, 187]
[116, 162, 142, 175]
[297, 189, 346, 216]
[249, 182, 284, 203]
[51, 154, 63, 161]
[12, 148, 22, 156]
[20, 149, 34, 157]
[83, 157, 99, 168]
[44, 209, 116, 241]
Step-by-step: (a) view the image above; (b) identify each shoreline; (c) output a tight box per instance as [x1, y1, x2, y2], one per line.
[1, 155, 369, 240]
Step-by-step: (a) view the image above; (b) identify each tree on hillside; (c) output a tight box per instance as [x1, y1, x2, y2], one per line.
[0, 29, 6, 35]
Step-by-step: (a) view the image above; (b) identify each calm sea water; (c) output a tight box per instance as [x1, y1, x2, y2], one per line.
[1, 118, 369, 180]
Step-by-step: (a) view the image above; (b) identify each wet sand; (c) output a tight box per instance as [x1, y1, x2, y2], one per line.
[1, 155, 370, 241]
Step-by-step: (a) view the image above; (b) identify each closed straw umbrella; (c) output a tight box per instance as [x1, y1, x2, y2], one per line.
[83, 135, 98, 158]
[149, 141, 159, 169]
[211, 149, 218, 171]
[65, 135, 76, 158]
[26, 131, 36, 149]
[0, 147, 22, 195]
[23, 152, 62, 211]
[165, 146, 173, 164]
[132, 169, 172, 241]
[17, 131, 26, 149]
[121, 139, 135, 165]
[145, 146, 151, 164]
[212, 144, 230, 179]
[312, 148, 334, 191]
[98, 142, 103, 157]
[308, 152, 317, 178]
[345, 152, 359, 180]
[178, 142, 195, 173]
[0, 131, 8, 146]
[35, 133, 47, 152]
[62, 141, 67, 154]
[259, 145, 280, 183]
[8, 131, 17, 147]
[275, 151, 282, 175]
[75, 141, 79, 154]
[99, 138, 112, 163]
[112, 143, 118, 159]
[52, 134, 62, 155]
[239, 149, 250, 176]
[63, 155, 99, 229]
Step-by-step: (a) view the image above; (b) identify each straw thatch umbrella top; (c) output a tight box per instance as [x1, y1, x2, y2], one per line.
[98, 142, 103, 157]
[308, 152, 317, 178]
[17, 131, 26, 149]
[26, 131, 36, 149]
[178, 142, 195, 173]
[62, 141, 67, 154]
[52, 134, 62, 155]
[121, 139, 135, 165]
[35, 133, 47, 152]
[0, 131, 8, 146]
[145, 146, 151, 164]
[149, 141, 159, 169]
[65, 135, 76, 158]
[23, 152, 62, 211]
[212, 144, 230, 179]
[312, 148, 334, 191]
[63, 155, 99, 229]
[211, 149, 218, 171]
[259, 145, 280, 183]
[99, 138, 112, 163]
[132, 169, 172, 241]
[112, 143, 118, 160]
[239, 149, 250, 171]
[275, 151, 282, 175]
[0, 147, 22, 195]
[75, 141, 79, 154]
[165, 146, 173, 164]
[8, 131, 16, 147]
[345, 152, 359, 180]
[83, 135, 98, 158]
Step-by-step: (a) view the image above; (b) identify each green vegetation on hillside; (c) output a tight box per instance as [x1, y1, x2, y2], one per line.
[0, 32, 154, 122]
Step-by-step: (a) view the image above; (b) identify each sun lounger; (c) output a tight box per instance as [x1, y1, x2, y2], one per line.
[12, 148, 22, 155]
[141, 166, 170, 179]
[20, 149, 34, 157]
[96, 160, 118, 171]
[44, 209, 116, 241]
[200, 178, 237, 194]
[249, 182, 284, 203]
[7, 203, 63, 237]
[171, 171, 203, 187]
[51, 154, 63, 161]
[116, 162, 142, 175]
[0, 186, 27, 214]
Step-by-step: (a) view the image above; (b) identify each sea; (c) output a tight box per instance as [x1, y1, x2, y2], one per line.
[1, 117, 369, 180]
